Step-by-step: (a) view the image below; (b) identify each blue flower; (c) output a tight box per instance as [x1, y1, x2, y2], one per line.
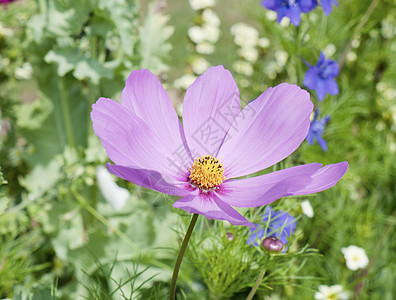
[247, 206, 296, 247]
[303, 51, 339, 101]
[306, 109, 331, 151]
[321, 0, 338, 16]
[261, 0, 318, 26]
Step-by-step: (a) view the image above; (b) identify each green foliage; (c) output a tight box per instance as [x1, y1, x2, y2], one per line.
[0, 0, 395, 299]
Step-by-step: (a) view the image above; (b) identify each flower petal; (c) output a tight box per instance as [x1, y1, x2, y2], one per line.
[107, 164, 189, 197]
[218, 163, 320, 207]
[292, 161, 348, 195]
[173, 193, 254, 227]
[218, 83, 313, 178]
[182, 66, 241, 158]
[316, 135, 328, 151]
[218, 162, 348, 207]
[121, 69, 193, 168]
[286, 6, 301, 26]
[91, 98, 187, 178]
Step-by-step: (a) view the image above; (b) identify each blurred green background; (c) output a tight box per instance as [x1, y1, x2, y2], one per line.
[0, 0, 395, 299]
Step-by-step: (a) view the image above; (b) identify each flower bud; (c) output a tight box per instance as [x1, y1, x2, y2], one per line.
[226, 232, 234, 241]
[262, 236, 283, 252]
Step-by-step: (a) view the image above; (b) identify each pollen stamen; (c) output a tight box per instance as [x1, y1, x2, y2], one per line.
[189, 155, 226, 190]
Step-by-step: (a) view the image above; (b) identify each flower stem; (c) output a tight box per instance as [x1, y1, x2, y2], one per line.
[338, 0, 380, 70]
[169, 213, 199, 300]
[58, 78, 75, 149]
[295, 25, 301, 85]
[246, 267, 267, 300]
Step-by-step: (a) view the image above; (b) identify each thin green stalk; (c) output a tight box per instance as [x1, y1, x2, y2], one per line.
[169, 214, 199, 300]
[295, 25, 301, 85]
[338, 0, 380, 70]
[72, 188, 138, 252]
[246, 267, 267, 300]
[58, 78, 75, 148]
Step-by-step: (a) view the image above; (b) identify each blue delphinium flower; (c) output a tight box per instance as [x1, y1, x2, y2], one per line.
[261, 0, 318, 26]
[303, 51, 339, 101]
[306, 109, 331, 151]
[247, 206, 296, 248]
[321, 0, 338, 16]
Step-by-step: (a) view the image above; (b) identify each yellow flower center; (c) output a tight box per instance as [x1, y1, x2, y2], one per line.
[189, 155, 226, 190]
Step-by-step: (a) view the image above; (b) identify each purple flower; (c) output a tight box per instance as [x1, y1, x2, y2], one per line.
[321, 0, 338, 16]
[91, 66, 348, 227]
[303, 51, 339, 101]
[0, 0, 16, 5]
[261, 0, 318, 26]
[247, 206, 296, 246]
[306, 109, 331, 151]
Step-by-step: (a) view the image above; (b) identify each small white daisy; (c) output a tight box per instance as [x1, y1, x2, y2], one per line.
[341, 245, 369, 271]
[314, 284, 349, 300]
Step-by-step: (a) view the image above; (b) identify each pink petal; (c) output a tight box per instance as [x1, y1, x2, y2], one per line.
[293, 161, 349, 195]
[107, 164, 189, 197]
[217, 83, 313, 178]
[219, 162, 348, 207]
[173, 192, 254, 227]
[121, 69, 193, 170]
[182, 66, 241, 158]
[91, 97, 187, 179]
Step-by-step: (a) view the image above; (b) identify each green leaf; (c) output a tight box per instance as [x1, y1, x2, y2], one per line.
[73, 57, 112, 85]
[98, 0, 138, 56]
[18, 158, 61, 196]
[0, 167, 7, 185]
[45, 47, 112, 84]
[138, 4, 174, 73]
[16, 97, 53, 130]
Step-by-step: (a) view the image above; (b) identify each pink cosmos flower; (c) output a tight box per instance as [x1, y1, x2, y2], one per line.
[91, 66, 348, 227]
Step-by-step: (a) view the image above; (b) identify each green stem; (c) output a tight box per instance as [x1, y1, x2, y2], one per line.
[169, 214, 199, 300]
[58, 78, 75, 148]
[72, 188, 138, 252]
[246, 267, 267, 300]
[295, 25, 301, 85]
[338, 0, 380, 70]
[71, 188, 170, 271]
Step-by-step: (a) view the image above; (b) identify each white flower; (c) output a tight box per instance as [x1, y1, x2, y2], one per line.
[189, 0, 215, 10]
[188, 26, 206, 44]
[14, 62, 33, 80]
[231, 23, 259, 48]
[258, 37, 270, 49]
[196, 41, 215, 54]
[275, 50, 288, 67]
[351, 39, 360, 48]
[96, 166, 130, 211]
[314, 285, 349, 300]
[188, 25, 220, 44]
[202, 9, 220, 27]
[341, 245, 369, 271]
[0, 22, 13, 37]
[381, 19, 394, 39]
[238, 47, 259, 63]
[279, 18, 289, 27]
[105, 35, 120, 52]
[324, 44, 336, 57]
[191, 57, 211, 75]
[389, 142, 396, 154]
[301, 199, 314, 218]
[203, 24, 220, 43]
[233, 60, 253, 76]
[346, 52, 357, 63]
[174, 74, 197, 90]
[266, 10, 277, 21]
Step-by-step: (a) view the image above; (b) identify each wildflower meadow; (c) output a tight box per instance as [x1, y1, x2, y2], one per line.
[0, 0, 395, 299]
